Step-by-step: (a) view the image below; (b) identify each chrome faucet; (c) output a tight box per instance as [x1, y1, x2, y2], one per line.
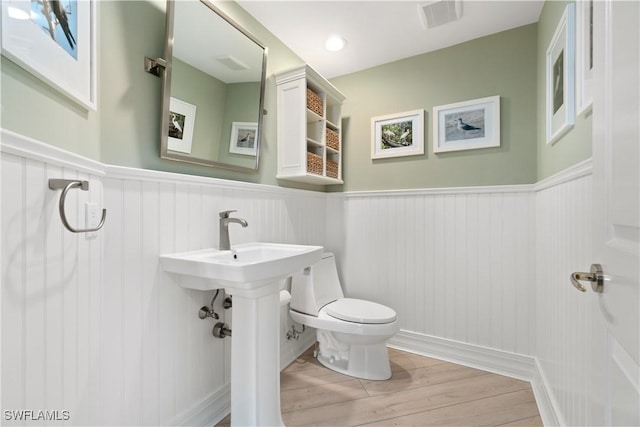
[219, 210, 248, 250]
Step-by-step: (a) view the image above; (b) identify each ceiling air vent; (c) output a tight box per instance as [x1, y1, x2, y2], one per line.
[419, 0, 462, 29]
[215, 55, 249, 71]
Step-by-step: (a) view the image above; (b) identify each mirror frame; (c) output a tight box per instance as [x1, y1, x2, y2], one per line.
[160, 0, 268, 172]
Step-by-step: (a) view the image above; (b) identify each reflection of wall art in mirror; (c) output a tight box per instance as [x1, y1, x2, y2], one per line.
[371, 110, 424, 159]
[229, 122, 258, 156]
[168, 97, 196, 154]
[546, 3, 575, 144]
[0, 0, 97, 109]
[433, 95, 500, 153]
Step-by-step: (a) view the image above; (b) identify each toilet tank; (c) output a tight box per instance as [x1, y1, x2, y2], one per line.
[290, 253, 344, 315]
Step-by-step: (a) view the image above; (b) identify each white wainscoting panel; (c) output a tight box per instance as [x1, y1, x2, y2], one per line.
[534, 164, 594, 426]
[2, 129, 599, 427]
[1, 132, 104, 426]
[1, 131, 327, 426]
[101, 168, 328, 426]
[338, 187, 536, 358]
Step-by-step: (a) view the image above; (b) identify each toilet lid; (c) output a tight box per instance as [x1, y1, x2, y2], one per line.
[325, 298, 397, 324]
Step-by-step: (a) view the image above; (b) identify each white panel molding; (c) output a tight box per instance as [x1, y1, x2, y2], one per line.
[105, 164, 324, 197]
[340, 183, 534, 198]
[534, 158, 593, 192]
[0, 128, 105, 176]
[389, 330, 536, 382]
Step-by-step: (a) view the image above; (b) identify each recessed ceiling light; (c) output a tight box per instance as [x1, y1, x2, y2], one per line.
[325, 35, 348, 52]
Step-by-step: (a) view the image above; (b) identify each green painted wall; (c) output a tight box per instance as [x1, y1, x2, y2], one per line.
[536, 0, 592, 180]
[1, 1, 590, 191]
[330, 24, 538, 191]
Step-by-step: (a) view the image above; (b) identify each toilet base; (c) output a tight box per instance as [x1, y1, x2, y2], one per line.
[316, 330, 392, 380]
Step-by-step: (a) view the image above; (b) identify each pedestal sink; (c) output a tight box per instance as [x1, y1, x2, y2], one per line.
[160, 242, 323, 426]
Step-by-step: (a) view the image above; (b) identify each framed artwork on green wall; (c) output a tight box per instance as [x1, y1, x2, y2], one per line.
[371, 109, 425, 159]
[576, 0, 594, 116]
[546, 3, 575, 144]
[433, 95, 500, 153]
[0, 0, 97, 110]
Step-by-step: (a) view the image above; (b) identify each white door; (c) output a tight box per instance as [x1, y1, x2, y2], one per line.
[587, 0, 640, 424]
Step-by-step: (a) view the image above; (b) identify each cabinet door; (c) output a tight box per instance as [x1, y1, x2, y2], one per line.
[277, 79, 307, 176]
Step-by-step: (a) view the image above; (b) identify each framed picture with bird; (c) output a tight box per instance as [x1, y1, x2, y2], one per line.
[371, 109, 424, 159]
[545, 3, 575, 144]
[433, 95, 500, 153]
[229, 122, 258, 156]
[1, 0, 97, 110]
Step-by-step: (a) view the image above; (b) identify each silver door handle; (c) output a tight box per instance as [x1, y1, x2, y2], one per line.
[571, 263, 604, 293]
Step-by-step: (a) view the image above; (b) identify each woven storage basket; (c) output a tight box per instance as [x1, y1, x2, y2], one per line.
[326, 128, 340, 150]
[307, 152, 323, 175]
[326, 159, 339, 178]
[306, 88, 323, 116]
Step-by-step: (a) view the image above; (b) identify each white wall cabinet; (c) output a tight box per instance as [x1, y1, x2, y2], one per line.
[275, 65, 346, 185]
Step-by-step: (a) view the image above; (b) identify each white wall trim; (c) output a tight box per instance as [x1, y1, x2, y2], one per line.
[105, 164, 325, 197]
[1, 127, 592, 199]
[531, 360, 565, 427]
[281, 329, 316, 370]
[388, 330, 535, 382]
[168, 384, 231, 427]
[0, 128, 326, 197]
[340, 183, 535, 198]
[0, 128, 105, 176]
[534, 158, 593, 192]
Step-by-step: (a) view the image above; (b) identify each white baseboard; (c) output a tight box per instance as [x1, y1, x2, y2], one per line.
[388, 330, 535, 381]
[388, 330, 561, 425]
[530, 359, 564, 427]
[281, 329, 316, 370]
[169, 384, 231, 427]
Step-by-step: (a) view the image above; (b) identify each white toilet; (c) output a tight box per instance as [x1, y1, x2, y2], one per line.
[289, 253, 398, 380]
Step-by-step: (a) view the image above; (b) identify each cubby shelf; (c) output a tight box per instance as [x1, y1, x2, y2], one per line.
[275, 65, 346, 185]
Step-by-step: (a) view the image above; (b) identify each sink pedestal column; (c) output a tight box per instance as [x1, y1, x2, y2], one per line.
[226, 281, 284, 427]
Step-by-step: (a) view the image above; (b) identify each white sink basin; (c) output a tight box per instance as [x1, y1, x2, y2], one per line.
[160, 242, 323, 290]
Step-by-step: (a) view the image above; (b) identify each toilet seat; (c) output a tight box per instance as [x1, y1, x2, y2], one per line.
[325, 298, 397, 324]
[289, 307, 399, 336]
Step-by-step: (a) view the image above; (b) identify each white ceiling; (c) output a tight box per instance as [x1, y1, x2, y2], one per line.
[236, 0, 544, 79]
[174, 1, 264, 83]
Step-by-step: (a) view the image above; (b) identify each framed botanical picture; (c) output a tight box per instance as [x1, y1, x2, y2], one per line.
[371, 110, 424, 159]
[433, 95, 500, 153]
[546, 3, 575, 144]
[168, 97, 196, 154]
[229, 122, 258, 156]
[0, 0, 97, 110]
[576, 0, 593, 116]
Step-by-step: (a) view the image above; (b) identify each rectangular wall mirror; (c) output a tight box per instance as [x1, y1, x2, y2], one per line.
[159, 0, 267, 172]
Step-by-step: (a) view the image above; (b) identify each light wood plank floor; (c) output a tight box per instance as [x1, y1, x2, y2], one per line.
[217, 346, 543, 426]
